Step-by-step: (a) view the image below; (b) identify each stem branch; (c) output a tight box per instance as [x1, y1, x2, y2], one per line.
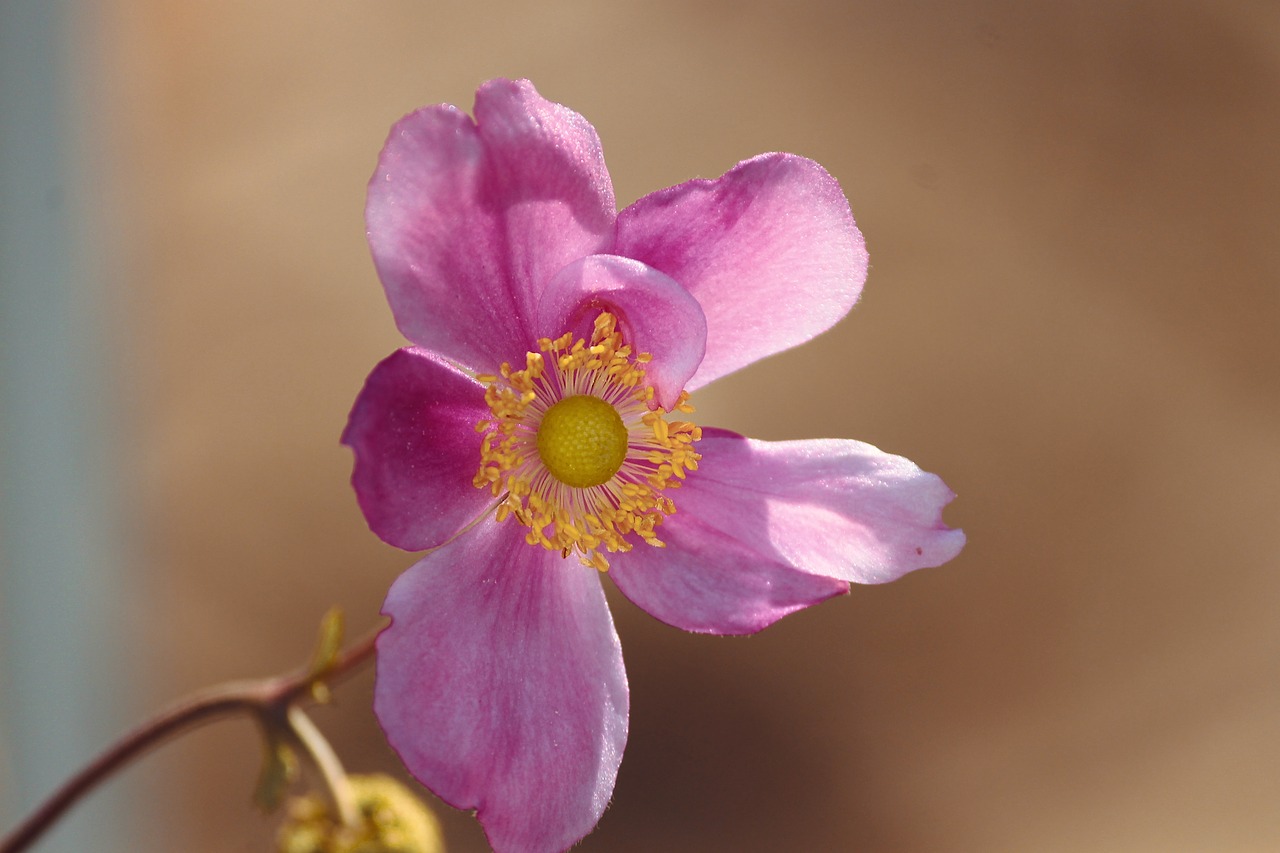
[0, 622, 381, 853]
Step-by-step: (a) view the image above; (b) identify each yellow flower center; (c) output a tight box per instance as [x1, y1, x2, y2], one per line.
[536, 395, 628, 488]
[472, 312, 701, 571]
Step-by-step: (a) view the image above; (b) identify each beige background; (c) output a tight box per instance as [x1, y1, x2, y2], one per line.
[46, 1, 1280, 850]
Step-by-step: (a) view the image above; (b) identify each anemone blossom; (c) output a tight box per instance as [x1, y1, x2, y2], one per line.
[344, 78, 964, 853]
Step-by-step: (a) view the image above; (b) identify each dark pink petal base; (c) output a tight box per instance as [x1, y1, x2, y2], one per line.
[342, 348, 494, 551]
[536, 254, 707, 410]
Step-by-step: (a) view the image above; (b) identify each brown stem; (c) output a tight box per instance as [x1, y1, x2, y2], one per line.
[0, 623, 382, 853]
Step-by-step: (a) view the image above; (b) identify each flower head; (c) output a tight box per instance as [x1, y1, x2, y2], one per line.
[344, 79, 964, 853]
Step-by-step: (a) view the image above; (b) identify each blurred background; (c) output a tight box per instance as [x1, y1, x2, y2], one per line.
[2, 1, 1278, 850]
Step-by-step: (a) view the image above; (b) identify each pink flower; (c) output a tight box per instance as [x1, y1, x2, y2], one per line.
[344, 79, 964, 853]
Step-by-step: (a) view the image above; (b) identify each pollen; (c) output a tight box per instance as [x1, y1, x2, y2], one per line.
[472, 312, 701, 571]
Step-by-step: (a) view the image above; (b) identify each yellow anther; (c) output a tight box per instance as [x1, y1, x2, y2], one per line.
[472, 312, 700, 570]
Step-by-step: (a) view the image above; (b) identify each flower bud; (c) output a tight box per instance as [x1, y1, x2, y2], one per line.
[276, 773, 443, 853]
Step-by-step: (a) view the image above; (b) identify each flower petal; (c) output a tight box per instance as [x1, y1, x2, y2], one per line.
[609, 429, 964, 634]
[376, 522, 628, 853]
[536, 254, 707, 410]
[367, 79, 616, 370]
[615, 153, 866, 390]
[341, 348, 493, 551]
[609, 515, 850, 636]
[694, 427, 966, 583]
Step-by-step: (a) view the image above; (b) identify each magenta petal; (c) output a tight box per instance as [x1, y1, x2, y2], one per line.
[376, 522, 628, 853]
[537, 254, 707, 409]
[615, 153, 866, 390]
[366, 79, 616, 370]
[341, 348, 494, 551]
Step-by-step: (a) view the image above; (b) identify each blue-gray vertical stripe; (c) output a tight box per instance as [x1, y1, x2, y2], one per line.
[1, 1, 131, 848]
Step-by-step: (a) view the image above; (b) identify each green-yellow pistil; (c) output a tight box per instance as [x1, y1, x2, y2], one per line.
[536, 395, 628, 488]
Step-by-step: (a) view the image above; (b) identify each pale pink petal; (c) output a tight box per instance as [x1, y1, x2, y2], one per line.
[376, 522, 628, 853]
[614, 153, 866, 390]
[367, 79, 615, 370]
[698, 428, 965, 583]
[536, 254, 707, 410]
[609, 429, 964, 633]
[341, 348, 493, 551]
[609, 516, 850, 636]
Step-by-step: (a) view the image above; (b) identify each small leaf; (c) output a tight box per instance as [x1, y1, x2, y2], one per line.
[307, 607, 345, 704]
